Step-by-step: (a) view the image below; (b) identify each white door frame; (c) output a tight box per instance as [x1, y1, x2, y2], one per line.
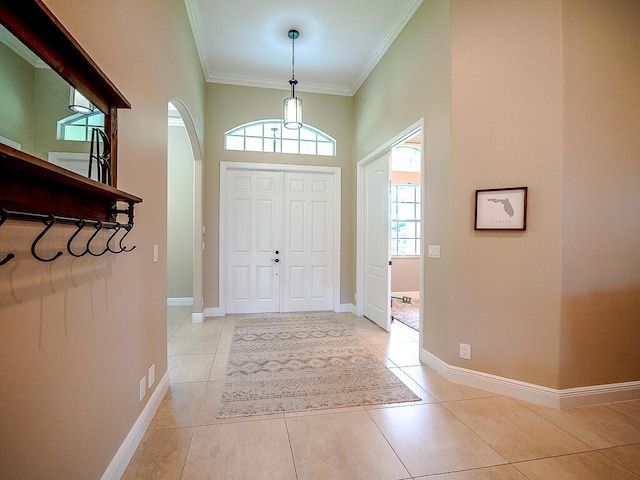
[356, 119, 424, 318]
[220, 161, 341, 315]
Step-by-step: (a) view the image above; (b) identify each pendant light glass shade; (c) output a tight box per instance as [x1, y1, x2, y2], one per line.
[284, 95, 302, 129]
[69, 88, 94, 114]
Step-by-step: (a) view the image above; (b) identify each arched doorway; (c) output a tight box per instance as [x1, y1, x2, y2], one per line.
[167, 100, 204, 322]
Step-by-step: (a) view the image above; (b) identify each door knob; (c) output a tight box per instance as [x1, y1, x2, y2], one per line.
[273, 258, 280, 263]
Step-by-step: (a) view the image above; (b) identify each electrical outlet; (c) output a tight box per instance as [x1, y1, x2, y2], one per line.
[148, 364, 155, 388]
[139, 377, 146, 401]
[459, 343, 471, 360]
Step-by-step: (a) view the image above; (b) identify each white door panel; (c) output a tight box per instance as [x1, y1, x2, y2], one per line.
[281, 171, 334, 312]
[363, 153, 391, 330]
[226, 170, 281, 313]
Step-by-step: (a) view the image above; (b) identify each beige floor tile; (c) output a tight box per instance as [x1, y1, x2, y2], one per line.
[356, 326, 416, 345]
[167, 320, 183, 339]
[215, 332, 233, 353]
[181, 419, 296, 480]
[600, 443, 640, 476]
[208, 350, 230, 381]
[173, 318, 224, 337]
[514, 450, 640, 480]
[167, 335, 220, 355]
[608, 400, 640, 423]
[373, 342, 421, 367]
[168, 354, 214, 383]
[286, 410, 410, 480]
[362, 342, 398, 367]
[521, 401, 640, 448]
[148, 382, 207, 430]
[402, 365, 496, 402]
[445, 396, 592, 462]
[368, 403, 506, 477]
[121, 427, 193, 480]
[415, 464, 528, 479]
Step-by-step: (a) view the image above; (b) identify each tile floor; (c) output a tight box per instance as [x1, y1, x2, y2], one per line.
[122, 306, 640, 479]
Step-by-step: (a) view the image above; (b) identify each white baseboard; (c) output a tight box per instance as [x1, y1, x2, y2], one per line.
[101, 371, 170, 480]
[204, 307, 225, 317]
[419, 348, 640, 409]
[192, 312, 204, 323]
[167, 297, 193, 306]
[336, 303, 356, 313]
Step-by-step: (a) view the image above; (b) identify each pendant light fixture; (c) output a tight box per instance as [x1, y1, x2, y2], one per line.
[69, 88, 95, 114]
[283, 29, 302, 129]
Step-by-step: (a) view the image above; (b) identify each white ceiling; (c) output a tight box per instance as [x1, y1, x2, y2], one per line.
[184, 0, 423, 96]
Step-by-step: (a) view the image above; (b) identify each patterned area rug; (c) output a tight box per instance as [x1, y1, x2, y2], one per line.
[217, 313, 420, 418]
[391, 298, 419, 331]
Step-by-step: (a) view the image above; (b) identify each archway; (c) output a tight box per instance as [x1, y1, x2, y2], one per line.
[167, 100, 204, 322]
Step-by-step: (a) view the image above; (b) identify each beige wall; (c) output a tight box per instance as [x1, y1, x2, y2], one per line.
[167, 124, 195, 299]
[560, 0, 640, 388]
[0, 42, 36, 151]
[204, 84, 354, 307]
[354, 0, 452, 359]
[355, 0, 639, 390]
[450, 0, 565, 387]
[0, 1, 205, 478]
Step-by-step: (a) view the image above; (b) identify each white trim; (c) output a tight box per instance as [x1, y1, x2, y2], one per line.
[336, 303, 356, 314]
[166, 297, 193, 306]
[0, 135, 21, 150]
[419, 348, 640, 409]
[100, 371, 169, 480]
[204, 307, 225, 318]
[0, 25, 49, 68]
[219, 161, 341, 315]
[191, 312, 204, 323]
[356, 119, 424, 318]
[350, 0, 424, 95]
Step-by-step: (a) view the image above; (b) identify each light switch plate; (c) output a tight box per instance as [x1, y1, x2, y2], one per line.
[428, 245, 441, 258]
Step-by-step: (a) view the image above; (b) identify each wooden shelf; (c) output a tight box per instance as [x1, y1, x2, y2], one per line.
[0, 144, 141, 221]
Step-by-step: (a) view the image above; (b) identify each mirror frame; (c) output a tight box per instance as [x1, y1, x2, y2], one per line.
[0, 0, 141, 221]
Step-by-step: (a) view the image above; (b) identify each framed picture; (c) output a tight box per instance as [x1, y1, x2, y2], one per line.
[475, 186, 527, 231]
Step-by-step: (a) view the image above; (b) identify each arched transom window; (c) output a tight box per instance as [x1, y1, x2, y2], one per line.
[224, 119, 336, 156]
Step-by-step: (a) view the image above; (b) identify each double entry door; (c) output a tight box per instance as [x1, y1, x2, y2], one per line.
[224, 166, 336, 314]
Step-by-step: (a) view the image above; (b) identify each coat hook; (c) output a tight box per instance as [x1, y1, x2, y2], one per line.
[0, 209, 16, 266]
[118, 225, 136, 253]
[31, 215, 63, 262]
[105, 225, 123, 254]
[87, 221, 109, 256]
[67, 219, 90, 257]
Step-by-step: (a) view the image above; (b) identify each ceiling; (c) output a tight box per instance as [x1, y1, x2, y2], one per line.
[184, 0, 423, 96]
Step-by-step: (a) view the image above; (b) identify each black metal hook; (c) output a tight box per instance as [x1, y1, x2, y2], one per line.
[67, 219, 90, 257]
[105, 225, 123, 254]
[31, 215, 63, 262]
[87, 221, 109, 256]
[118, 225, 136, 253]
[0, 209, 16, 266]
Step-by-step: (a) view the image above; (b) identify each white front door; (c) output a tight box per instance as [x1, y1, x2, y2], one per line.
[225, 169, 282, 313]
[281, 171, 335, 312]
[362, 153, 391, 330]
[224, 166, 336, 314]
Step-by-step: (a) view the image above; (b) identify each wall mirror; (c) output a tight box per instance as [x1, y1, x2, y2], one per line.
[0, 0, 141, 222]
[0, 24, 106, 181]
